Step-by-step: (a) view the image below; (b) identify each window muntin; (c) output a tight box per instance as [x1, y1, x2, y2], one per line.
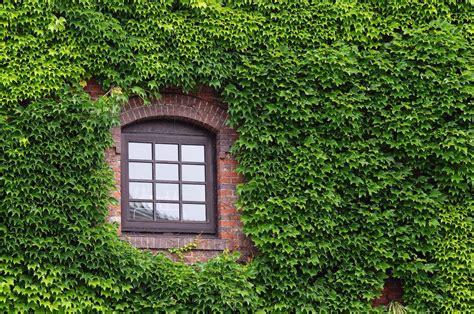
[121, 121, 215, 233]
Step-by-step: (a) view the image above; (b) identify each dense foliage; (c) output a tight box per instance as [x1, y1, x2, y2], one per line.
[1, 0, 472, 312]
[0, 89, 259, 311]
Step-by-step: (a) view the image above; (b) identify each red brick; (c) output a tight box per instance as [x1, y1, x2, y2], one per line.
[102, 86, 253, 263]
[219, 220, 241, 228]
[372, 278, 403, 307]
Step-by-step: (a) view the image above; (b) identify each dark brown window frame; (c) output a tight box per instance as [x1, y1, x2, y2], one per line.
[121, 120, 216, 234]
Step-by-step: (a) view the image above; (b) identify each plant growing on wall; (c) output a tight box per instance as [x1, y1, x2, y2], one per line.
[1, 0, 472, 312]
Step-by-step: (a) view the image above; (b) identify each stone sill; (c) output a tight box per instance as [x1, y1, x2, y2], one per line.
[121, 234, 231, 251]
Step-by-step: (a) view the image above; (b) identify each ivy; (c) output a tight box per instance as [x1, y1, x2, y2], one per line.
[0, 87, 259, 311]
[1, 0, 472, 312]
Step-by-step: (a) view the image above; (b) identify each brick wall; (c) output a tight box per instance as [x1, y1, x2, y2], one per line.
[86, 80, 254, 263]
[372, 278, 404, 308]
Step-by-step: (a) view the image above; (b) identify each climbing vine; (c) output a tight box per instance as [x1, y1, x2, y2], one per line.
[1, 0, 472, 312]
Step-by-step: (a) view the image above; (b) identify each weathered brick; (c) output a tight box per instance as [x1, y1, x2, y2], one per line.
[91, 87, 254, 263]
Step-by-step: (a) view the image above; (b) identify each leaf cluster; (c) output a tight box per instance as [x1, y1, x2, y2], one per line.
[1, 0, 473, 312]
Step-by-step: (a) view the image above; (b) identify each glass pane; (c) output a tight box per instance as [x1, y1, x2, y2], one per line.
[129, 162, 152, 180]
[129, 142, 152, 160]
[182, 184, 205, 201]
[181, 145, 204, 162]
[155, 144, 178, 161]
[155, 183, 179, 200]
[129, 202, 153, 220]
[156, 203, 179, 221]
[129, 182, 152, 200]
[182, 204, 206, 221]
[182, 165, 205, 182]
[156, 163, 178, 181]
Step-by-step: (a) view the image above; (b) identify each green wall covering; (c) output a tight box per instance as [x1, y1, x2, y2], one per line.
[0, 0, 472, 312]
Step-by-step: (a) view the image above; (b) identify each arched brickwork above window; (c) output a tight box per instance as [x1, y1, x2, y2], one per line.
[103, 90, 254, 263]
[119, 95, 236, 159]
[122, 95, 229, 133]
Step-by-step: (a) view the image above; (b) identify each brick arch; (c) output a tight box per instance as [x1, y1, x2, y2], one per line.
[120, 95, 237, 158]
[121, 95, 228, 133]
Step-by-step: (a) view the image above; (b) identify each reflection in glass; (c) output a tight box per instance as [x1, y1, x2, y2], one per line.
[129, 202, 153, 220]
[182, 165, 205, 182]
[129, 162, 152, 180]
[181, 145, 204, 162]
[182, 204, 206, 221]
[129, 142, 152, 160]
[129, 182, 153, 199]
[155, 183, 179, 200]
[155, 144, 178, 161]
[156, 163, 179, 181]
[156, 203, 179, 221]
[182, 184, 205, 201]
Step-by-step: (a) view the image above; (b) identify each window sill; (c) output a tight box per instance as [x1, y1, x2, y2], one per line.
[120, 233, 231, 251]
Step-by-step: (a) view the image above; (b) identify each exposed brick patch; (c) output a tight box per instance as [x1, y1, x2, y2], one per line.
[372, 278, 404, 307]
[83, 79, 105, 100]
[99, 86, 254, 262]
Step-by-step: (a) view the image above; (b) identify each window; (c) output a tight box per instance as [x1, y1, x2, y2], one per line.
[121, 120, 216, 233]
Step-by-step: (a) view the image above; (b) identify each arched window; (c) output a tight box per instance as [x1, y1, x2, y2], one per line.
[121, 120, 216, 234]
